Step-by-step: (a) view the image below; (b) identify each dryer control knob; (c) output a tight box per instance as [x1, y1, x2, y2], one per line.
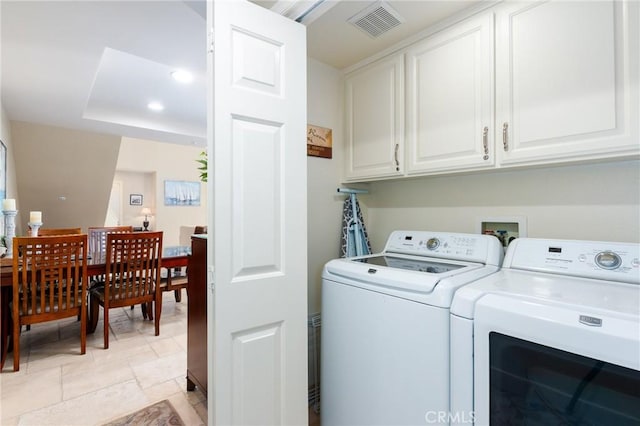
[426, 238, 440, 250]
[595, 251, 622, 270]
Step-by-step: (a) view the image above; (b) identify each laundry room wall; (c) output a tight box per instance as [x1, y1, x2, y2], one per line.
[306, 58, 350, 315]
[361, 160, 640, 251]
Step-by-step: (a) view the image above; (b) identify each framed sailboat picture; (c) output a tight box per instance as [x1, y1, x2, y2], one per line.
[164, 180, 201, 206]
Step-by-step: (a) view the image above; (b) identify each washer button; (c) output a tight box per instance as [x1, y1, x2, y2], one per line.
[426, 238, 440, 250]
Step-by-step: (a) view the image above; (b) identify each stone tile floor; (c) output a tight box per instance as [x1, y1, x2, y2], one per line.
[0, 291, 206, 425]
[0, 291, 322, 425]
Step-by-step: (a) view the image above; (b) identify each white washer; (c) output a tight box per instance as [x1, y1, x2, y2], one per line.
[451, 238, 640, 426]
[321, 230, 504, 425]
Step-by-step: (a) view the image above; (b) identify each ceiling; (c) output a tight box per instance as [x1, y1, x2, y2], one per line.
[0, 0, 480, 147]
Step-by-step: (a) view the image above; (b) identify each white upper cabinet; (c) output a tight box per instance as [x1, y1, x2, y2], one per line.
[342, 0, 639, 182]
[406, 12, 494, 174]
[344, 54, 404, 180]
[495, 0, 640, 166]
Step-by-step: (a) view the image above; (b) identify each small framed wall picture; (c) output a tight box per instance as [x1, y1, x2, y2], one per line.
[129, 194, 143, 206]
[307, 124, 332, 158]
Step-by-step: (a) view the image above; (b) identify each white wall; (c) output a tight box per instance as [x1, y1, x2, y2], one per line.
[116, 136, 207, 247]
[112, 170, 155, 228]
[1, 103, 20, 233]
[306, 58, 349, 314]
[10, 121, 121, 233]
[362, 160, 640, 251]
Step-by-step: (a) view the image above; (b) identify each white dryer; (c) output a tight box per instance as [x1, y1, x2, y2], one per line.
[321, 230, 503, 426]
[450, 238, 640, 426]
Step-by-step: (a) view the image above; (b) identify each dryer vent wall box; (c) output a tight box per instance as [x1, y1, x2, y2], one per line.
[477, 216, 527, 249]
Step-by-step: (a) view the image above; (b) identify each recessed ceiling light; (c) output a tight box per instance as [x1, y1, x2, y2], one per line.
[147, 101, 164, 111]
[171, 69, 193, 84]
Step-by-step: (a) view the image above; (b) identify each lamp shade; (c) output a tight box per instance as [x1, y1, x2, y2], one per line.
[140, 207, 152, 216]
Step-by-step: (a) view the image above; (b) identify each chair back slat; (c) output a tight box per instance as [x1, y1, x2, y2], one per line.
[37, 227, 82, 236]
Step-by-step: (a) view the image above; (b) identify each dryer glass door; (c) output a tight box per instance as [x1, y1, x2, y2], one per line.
[489, 332, 640, 425]
[473, 293, 640, 426]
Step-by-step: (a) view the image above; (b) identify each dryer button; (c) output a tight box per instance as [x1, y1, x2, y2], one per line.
[595, 251, 622, 270]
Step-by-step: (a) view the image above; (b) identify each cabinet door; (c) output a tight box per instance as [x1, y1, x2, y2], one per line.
[406, 12, 494, 174]
[344, 55, 404, 180]
[496, 0, 639, 166]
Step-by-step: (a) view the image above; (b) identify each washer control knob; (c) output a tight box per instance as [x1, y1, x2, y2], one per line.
[595, 251, 622, 270]
[426, 238, 440, 250]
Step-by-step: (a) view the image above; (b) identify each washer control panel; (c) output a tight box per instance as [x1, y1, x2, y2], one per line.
[506, 238, 640, 284]
[383, 231, 503, 265]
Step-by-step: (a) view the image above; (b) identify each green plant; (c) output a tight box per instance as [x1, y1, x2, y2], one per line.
[196, 151, 208, 182]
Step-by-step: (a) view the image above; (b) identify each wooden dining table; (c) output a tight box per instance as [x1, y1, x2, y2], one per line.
[0, 246, 191, 370]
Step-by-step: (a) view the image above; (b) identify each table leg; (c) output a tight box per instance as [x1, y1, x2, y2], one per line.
[186, 375, 196, 391]
[1, 286, 12, 369]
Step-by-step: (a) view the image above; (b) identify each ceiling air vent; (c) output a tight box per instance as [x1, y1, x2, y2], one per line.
[348, 1, 405, 38]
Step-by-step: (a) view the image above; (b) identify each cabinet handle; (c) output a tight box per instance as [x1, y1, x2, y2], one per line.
[502, 122, 509, 151]
[482, 126, 489, 160]
[394, 144, 400, 171]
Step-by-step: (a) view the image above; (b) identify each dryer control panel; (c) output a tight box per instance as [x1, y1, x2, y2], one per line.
[505, 238, 640, 284]
[383, 231, 504, 266]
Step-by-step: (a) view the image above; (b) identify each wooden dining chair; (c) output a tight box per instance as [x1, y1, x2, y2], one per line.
[11, 234, 88, 371]
[19, 227, 83, 333]
[159, 225, 205, 303]
[87, 226, 133, 256]
[87, 226, 138, 315]
[88, 231, 163, 349]
[37, 227, 82, 236]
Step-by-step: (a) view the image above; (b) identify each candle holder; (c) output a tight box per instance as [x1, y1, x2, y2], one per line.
[2, 209, 17, 258]
[28, 221, 43, 237]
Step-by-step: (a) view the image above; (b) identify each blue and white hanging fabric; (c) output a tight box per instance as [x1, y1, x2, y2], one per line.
[338, 188, 372, 258]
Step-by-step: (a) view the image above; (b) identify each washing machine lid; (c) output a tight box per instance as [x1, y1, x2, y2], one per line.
[325, 254, 484, 294]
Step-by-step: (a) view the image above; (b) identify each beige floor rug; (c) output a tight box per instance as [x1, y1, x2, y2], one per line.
[103, 400, 185, 426]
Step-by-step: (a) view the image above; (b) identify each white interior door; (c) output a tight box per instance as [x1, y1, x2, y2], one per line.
[208, 1, 308, 424]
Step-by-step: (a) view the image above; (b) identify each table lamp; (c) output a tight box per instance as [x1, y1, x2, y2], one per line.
[141, 207, 152, 231]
